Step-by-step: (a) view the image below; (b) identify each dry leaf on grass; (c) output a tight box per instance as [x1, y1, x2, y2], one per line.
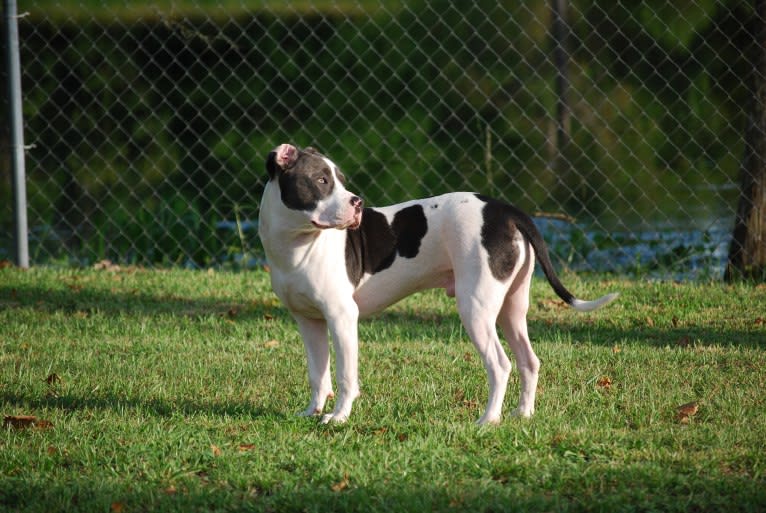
[539, 298, 567, 310]
[263, 339, 280, 349]
[238, 443, 256, 452]
[596, 376, 613, 390]
[676, 401, 699, 423]
[4, 415, 53, 430]
[330, 473, 350, 492]
[211, 444, 222, 457]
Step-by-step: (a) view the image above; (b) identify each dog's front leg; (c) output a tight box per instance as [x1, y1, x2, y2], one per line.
[295, 316, 334, 417]
[321, 302, 361, 424]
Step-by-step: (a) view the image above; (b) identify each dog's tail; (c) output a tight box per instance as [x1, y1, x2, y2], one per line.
[517, 217, 618, 312]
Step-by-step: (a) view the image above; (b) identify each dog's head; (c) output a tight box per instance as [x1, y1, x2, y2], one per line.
[266, 144, 363, 230]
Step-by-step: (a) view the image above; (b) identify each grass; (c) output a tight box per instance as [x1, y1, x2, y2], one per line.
[1, 266, 764, 512]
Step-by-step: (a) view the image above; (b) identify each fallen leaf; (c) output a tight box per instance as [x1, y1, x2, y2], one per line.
[330, 473, 350, 492]
[539, 298, 567, 309]
[4, 415, 53, 430]
[110, 502, 124, 513]
[645, 316, 655, 328]
[238, 443, 256, 452]
[35, 419, 54, 429]
[596, 376, 613, 390]
[263, 339, 280, 349]
[211, 444, 222, 457]
[611, 345, 621, 354]
[462, 398, 479, 409]
[163, 485, 177, 495]
[676, 401, 699, 423]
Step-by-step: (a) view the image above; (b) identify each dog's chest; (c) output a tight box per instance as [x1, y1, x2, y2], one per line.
[269, 269, 329, 319]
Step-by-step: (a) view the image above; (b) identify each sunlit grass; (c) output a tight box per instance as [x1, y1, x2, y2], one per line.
[1, 267, 764, 511]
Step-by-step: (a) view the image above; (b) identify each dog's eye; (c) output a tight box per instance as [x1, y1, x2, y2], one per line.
[317, 177, 328, 184]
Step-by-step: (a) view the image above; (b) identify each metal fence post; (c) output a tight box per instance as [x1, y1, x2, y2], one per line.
[3, 0, 29, 268]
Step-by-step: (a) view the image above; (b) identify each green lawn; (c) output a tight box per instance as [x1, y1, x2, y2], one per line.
[1, 266, 764, 512]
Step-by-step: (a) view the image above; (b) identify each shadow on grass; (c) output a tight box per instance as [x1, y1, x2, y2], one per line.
[0, 280, 288, 322]
[1, 389, 279, 421]
[2, 280, 762, 349]
[1, 461, 764, 513]
[526, 316, 766, 349]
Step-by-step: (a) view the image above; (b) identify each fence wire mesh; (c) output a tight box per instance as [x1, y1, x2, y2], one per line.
[1, 1, 758, 278]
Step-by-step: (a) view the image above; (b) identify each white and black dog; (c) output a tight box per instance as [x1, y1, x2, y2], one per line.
[258, 144, 617, 424]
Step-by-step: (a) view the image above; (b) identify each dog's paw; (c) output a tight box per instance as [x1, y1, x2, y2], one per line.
[320, 413, 348, 424]
[510, 407, 534, 418]
[476, 414, 502, 426]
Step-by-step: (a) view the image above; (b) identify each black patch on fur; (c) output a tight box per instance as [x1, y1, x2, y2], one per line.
[268, 147, 336, 212]
[475, 194, 575, 304]
[346, 204, 428, 286]
[392, 205, 428, 258]
[477, 195, 521, 281]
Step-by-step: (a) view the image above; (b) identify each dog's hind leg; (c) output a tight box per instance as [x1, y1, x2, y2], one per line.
[295, 316, 334, 417]
[498, 243, 540, 418]
[456, 278, 512, 425]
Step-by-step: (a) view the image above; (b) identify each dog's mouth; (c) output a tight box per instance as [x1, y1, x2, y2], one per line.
[312, 218, 362, 231]
[311, 209, 362, 231]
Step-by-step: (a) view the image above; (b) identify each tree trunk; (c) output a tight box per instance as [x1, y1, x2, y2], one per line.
[726, 0, 766, 282]
[550, 0, 571, 182]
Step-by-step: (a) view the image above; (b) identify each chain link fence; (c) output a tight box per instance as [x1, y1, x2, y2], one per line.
[1, 1, 758, 278]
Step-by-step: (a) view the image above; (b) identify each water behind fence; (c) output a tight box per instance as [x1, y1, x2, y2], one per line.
[1, 1, 757, 278]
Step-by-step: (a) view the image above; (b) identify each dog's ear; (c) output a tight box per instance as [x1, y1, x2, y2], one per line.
[266, 151, 280, 179]
[266, 143, 299, 179]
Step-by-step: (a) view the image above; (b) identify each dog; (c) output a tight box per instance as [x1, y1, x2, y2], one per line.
[258, 143, 617, 424]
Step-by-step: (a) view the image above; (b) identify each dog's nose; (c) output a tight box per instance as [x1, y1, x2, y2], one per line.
[350, 196, 363, 209]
